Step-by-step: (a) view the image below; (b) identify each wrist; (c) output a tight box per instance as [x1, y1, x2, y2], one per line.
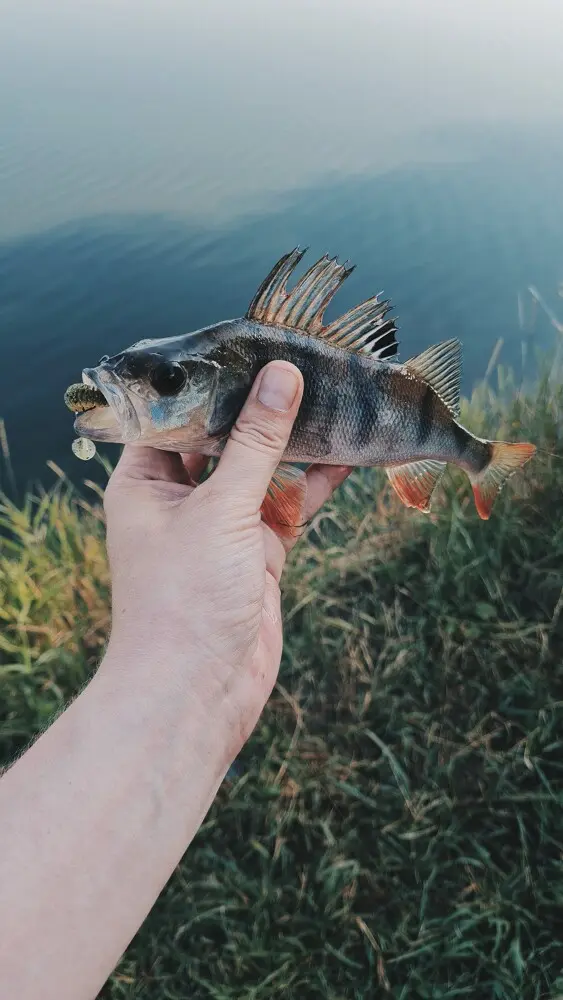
[95, 638, 248, 775]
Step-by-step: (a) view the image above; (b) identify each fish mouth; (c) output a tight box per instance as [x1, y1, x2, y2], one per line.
[74, 367, 141, 443]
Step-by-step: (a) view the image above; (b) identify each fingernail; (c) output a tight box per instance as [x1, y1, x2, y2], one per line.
[257, 364, 299, 411]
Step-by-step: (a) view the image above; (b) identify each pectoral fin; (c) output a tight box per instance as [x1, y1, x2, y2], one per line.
[386, 459, 446, 513]
[260, 463, 308, 538]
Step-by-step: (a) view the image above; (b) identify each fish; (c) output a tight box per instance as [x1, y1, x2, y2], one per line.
[65, 247, 536, 535]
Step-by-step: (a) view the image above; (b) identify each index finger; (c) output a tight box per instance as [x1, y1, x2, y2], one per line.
[180, 453, 210, 485]
[303, 464, 354, 521]
[273, 463, 354, 556]
[112, 445, 192, 484]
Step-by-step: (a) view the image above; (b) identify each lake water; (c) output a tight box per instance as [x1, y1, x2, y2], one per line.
[1, 0, 562, 489]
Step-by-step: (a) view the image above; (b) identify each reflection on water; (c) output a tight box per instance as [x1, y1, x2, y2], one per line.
[1, 0, 562, 488]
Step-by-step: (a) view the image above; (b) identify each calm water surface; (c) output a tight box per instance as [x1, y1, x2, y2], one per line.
[1, 0, 562, 488]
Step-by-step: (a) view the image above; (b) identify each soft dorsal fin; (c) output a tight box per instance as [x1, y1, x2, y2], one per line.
[404, 339, 462, 415]
[246, 248, 399, 361]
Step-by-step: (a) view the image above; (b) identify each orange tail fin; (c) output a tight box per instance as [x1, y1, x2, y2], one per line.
[470, 441, 536, 520]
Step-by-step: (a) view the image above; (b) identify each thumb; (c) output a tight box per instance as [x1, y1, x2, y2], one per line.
[211, 361, 304, 512]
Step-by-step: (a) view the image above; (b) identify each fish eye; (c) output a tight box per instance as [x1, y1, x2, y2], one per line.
[149, 361, 187, 396]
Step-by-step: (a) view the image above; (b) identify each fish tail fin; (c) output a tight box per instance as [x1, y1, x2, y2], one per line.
[470, 441, 536, 520]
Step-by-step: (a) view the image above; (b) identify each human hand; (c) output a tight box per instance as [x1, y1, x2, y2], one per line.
[0, 362, 353, 1000]
[102, 361, 352, 764]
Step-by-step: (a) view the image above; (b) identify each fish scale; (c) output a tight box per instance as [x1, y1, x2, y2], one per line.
[66, 247, 535, 533]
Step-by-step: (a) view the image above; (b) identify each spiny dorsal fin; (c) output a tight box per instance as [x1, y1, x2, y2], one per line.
[246, 248, 399, 361]
[324, 297, 398, 360]
[404, 339, 462, 416]
[386, 459, 446, 514]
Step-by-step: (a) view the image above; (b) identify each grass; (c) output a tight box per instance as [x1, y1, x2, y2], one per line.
[1, 360, 563, 999]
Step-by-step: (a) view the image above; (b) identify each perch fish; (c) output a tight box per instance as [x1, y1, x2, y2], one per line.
[64, 248, 535, 534]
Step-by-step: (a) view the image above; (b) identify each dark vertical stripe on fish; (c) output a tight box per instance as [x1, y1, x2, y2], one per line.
[285, 336, 339, 458]
[417, 383, 434, 446]
[451, 420, 470, 458]
[450, 421, 491, 473]
[350, 352, 378, 447]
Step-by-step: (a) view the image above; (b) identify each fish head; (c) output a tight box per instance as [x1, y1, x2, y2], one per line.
[73, 337, 221, 449]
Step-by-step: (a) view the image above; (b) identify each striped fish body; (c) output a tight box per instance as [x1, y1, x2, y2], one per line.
[69, 248, 535, 530]
[204, 319, 488, 472]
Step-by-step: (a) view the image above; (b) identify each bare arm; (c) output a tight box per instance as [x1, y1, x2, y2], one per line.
[0, 652, 232, 999]
[0, 362, 352, 999]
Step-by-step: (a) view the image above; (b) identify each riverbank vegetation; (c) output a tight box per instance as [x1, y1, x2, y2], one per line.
[1, 359, 562, 998]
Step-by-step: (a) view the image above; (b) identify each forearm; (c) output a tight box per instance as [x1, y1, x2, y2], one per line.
[0, 650, 232, 1000]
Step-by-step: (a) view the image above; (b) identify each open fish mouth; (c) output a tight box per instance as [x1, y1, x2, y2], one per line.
[64, 382, 108, 412]
[67, 367, 142, 443]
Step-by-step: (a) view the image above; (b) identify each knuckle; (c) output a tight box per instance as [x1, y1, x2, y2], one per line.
[102, 477, 143, 521]
[102, 479, 120, 512]
[190, 481, 219, 518]
[231, 411, 287, 454]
